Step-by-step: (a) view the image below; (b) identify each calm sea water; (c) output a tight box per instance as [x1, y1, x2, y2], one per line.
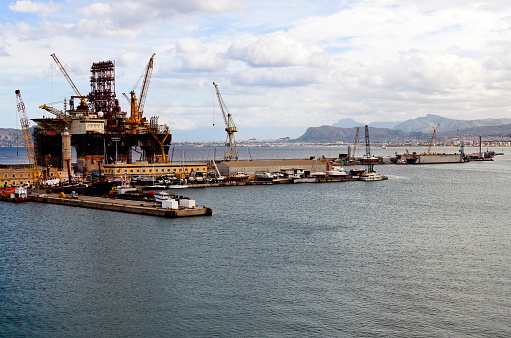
[1, 146, 510, 336]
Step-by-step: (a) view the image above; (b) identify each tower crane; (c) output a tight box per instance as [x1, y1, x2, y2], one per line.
[351, 127, 359, 161]
[427, 124, 440, 154]
[50, 53, 88, 110]
[213, 82, 238, 161]
[16, 90, 40, 186]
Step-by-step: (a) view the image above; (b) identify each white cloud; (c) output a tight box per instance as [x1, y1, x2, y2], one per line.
[174, 38, 228, 71]
[9, 0, 60, 14]
[228, 33, 329, 67]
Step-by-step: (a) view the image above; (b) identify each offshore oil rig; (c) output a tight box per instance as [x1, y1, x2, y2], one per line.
[32, 53, 172, 176]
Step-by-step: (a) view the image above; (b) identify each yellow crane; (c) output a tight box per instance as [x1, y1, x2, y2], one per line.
[213, 82, 238, 161]
[38, 104, 72, 121]
[427, 124, 440, 154]
[15, 90, 40, 187]
[125, 53, 155, 134]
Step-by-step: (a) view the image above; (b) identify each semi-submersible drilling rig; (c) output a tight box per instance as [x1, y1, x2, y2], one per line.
[33, 53, 172, 175]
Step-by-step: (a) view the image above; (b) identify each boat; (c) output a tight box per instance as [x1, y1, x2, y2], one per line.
[326, 166, 348, 177]
[154, 191, 174, 202]
[256, 172, 276, 181]
[230, 172, 249, 180]
[360, 172, 383, 181]
[167, 184, 190, 189]
[292, 177, 317, 183]
[141, 185, 167, 193]
[0, 186, 31, 202]
[310, 171, 326, 177]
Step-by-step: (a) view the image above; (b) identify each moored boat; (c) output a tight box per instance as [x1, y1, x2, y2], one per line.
[360, 172, 383, 181]
[0, 187, 31, 202]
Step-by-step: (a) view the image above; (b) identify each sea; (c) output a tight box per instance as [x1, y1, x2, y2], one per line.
[1, 145, 510, 337]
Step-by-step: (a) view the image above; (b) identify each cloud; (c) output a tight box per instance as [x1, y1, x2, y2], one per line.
[228, 33, 329, 67]
[75, 0, 244, 37]
[173, 38, 228, 71]
[8, 0, 60, 14]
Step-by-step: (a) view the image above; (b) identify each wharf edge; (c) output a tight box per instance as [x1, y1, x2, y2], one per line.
[30, 193, 212, 218]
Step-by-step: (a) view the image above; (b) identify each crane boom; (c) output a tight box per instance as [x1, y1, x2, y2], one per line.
[138, 53, 155, 117]
[352, 127, 359, 160]
[365, 125, 371, 157]
[427, 124, 440, 154]
[213, 82, 238, 161]
[50, 53, 82, 97]
[16, 90, 40, 186]
[39, 104, 71, 121]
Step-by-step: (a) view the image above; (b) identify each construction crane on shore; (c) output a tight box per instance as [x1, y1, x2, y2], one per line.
[213, 82, 238, 161]
[351, 127, 360, 161]
[50, 53, 88, 110]
[16, 90, 40, 186]
[427, 124, 440, 154]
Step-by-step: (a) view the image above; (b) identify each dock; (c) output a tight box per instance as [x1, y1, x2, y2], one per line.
[29, 193, 212, 218]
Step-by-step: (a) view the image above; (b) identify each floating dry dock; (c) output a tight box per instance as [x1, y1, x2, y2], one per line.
[30, 193, 212, 218]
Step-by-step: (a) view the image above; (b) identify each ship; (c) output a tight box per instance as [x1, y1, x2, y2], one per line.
[31, 53, 172, 180]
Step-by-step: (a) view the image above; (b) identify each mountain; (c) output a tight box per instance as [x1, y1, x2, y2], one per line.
[295, 125, 423, 143]
[0, 128, 22, 147]
[392, 114, 511, 133]
[332, 118, 401, 129]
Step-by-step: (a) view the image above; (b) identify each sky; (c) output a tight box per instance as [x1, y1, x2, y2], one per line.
[2, 0, 511, 141]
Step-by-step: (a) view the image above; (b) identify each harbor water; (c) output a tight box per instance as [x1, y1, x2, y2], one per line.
[1, 146, 511, 336]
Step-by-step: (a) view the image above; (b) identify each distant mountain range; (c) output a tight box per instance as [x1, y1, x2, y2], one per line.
[0, 128, 22, 147]
[333, 114, 511, 133]
[296, 114, 511, 143]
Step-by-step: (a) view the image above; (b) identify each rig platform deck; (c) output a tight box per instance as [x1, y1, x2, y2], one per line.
[29, 193, 212, 218]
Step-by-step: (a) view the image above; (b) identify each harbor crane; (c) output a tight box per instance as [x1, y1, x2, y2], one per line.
[50, 53, 88, 111]
[427, 124, 440, 154]
[16, 90, 40, 187]
[125, 53, 155, 131]
[351, 127, 360, 161]
[213, 82, 238, 161]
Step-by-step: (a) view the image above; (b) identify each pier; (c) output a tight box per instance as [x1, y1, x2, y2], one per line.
[29, 193, 212, 218]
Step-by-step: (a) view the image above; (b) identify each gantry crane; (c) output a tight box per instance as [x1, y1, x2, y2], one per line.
[16, 90, 40, 187]
[427, 124, 440, 154]
[213, 82, 238, 161]
[50, 53, 88, 110]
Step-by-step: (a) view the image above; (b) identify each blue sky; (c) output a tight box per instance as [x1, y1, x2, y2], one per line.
[2, 0, 511, 141]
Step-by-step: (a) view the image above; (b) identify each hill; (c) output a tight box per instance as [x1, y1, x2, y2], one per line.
[0, 128, 22, 147]
[391, 114, 511, 133]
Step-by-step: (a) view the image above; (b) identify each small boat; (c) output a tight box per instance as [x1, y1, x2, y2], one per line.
[256, 172, 276, 181]
[230, 172, 249, 180]
[0, 187, 31, 202]
[292, 177, 317, 183]
[141, 185, 167, 193]
[326, 166, 348, 177]
[310, 172, 326, 177]
[360, 172, 383, 181]
[155, 191, 174, 202]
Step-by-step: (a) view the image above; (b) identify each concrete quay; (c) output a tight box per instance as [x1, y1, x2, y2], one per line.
[30, 193, 212, 218]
